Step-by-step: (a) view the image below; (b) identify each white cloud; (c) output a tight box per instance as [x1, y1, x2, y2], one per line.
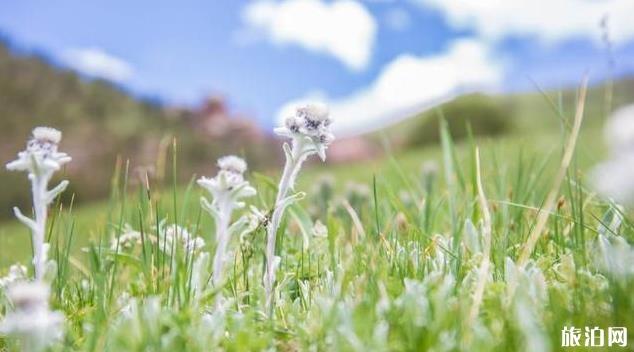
[242, 0, 377, 71]
[384, 7, 412, 32]
[277, 39, 503, 137]
[62, 48, 133, 82]
[413, 0, 634, 45]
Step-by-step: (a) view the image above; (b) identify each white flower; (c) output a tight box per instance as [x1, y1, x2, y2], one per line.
[158, 223, 206, 254]
[597, 234, 634, 280]
[591, 154, 634, 205]
[5, 127, 71, 281]
[604, 104, 634, 156]
[198, 155, 256, 211]
[199, 156, 256, 289]
[6, 127, 71, 175]
[0, 264, 28, 289]
[264, 103, 335, 314]
[0, 281, 64, 351]
[592, 105, 634, 206]
[217, 155, 247, 174]
[274, 103, 335, 161]
[110, 225, 143, 251]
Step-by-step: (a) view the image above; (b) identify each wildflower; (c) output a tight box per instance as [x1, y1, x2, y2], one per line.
[6, 127, 71, 174]
[6, 127, 71, 281]
[0, 264, 28, 289]
[597, 234, 634, 280]
[157, 223, 206, 255]
[264, 103, 334, 313]
[0, 281, 64, 352]
[199, 156, 256, 288]
[591, 104, 634, 205]
[110, 225, 143, 251]
[603, 104, 634, 155]
[198, 156, 256, 212]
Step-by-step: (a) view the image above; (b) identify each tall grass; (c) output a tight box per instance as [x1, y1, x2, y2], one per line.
[1, 84, 633, 351]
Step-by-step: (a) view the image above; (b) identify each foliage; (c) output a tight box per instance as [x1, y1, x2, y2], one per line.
[1, 108, 632, 351]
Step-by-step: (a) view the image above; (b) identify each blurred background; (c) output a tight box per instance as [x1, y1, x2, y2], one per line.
[0, 0, 633, 218]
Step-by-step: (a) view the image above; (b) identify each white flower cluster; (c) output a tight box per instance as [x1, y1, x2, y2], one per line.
[6, 127, 71, 281]
[6, 127, 71, 175]
[199, 156, 256, 289]
[110, 225, 143, 251]
[591, 104, 634, 205]
[109, 223, 205, 255]
[265, 103, 335, 313]
[0, 281, 64, 351]
[0, 264, 28, 289]
[158, 223, 206, 254]
[198, 156, 256, 212]
[275, 103, 335, 161]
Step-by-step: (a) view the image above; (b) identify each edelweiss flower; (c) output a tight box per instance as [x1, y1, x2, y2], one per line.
[110, 225, 143, 251]
[274, 103, 335, 161]
[6, 127, 71, 175]
[264, 103, 334, 313]
[198, 155, 256, 211]
[199, 156, 256, 289]
[0, 264, 28, 289]
[6, 127, 71, 281]
[0, 281, 64, 351]
[158, 223, 206, 254]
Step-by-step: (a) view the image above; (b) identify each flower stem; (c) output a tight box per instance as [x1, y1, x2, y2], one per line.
[212, 207, 231, 288]
[265, 145, 305, 315]
[31, 174, 48, 281]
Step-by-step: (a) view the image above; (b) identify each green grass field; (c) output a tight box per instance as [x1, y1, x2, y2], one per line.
[1, 87, 633, 351]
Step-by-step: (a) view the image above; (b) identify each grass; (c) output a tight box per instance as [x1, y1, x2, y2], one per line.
[1, 94, 633, 351]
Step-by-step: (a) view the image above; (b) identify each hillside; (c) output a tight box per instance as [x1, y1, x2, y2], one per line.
[0, 41, 277, 218]
[2, 38, 633, 220]
[379, 78, 634, 147]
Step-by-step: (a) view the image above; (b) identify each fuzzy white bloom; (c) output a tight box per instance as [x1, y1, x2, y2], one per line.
[198, 155, 256, 211]
[264, 103, 335, 314]
[0, 281, 64, 352]
[597, 234, 634, 280]
[217, 155, 247, 174]
[6, 127, 71, 174]
[592, 105, 634, 205]
[110, 225, 143, 251]
[158, 223, 206, 255]
[6, 127, 71, 281]
[274, 103, 335, 161]
[591, 154, 634, 205]
[199, 156, 256, 291]
[604, 104, 634, 156]
[0, 264, 28, 289]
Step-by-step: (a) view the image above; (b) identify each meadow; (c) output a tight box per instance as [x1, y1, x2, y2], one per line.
[1, 81, 633, 352]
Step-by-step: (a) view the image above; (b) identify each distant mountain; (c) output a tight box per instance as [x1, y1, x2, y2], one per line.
[0, 41, 276, 218]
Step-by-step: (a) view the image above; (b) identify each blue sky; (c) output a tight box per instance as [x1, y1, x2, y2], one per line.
[1, 0, 633, 133]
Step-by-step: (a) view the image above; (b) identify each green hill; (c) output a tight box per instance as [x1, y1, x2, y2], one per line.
[380, 79, 634, 147]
